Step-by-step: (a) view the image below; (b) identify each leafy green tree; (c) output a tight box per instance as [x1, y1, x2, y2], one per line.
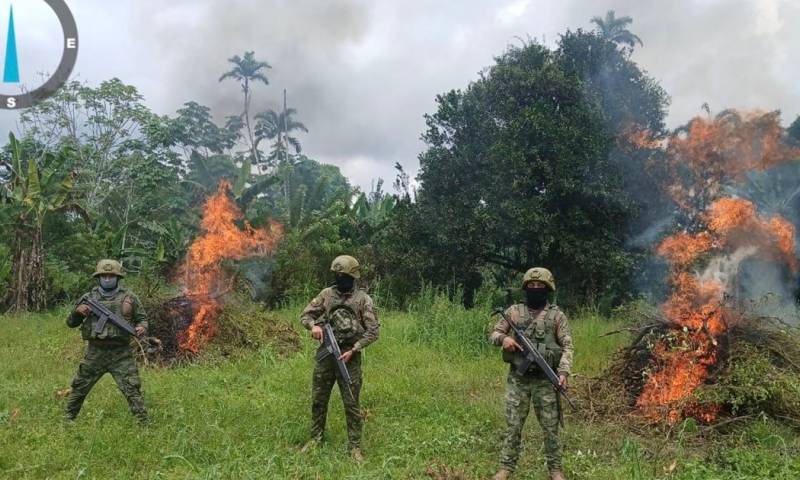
[16, 79, 192, 279]
[788, 116, 800, 143]
[18, 79, 180, 212]
[173, 101, 238, 158]
[557, 30, 671, 239]
[261, 157, 402, 303]
[251, 155, 349, 228]
[353, 180, 396, 229]
[590, 10, 643, 49]
[388, 35, 668, 306]
[219, 51, 271, 165]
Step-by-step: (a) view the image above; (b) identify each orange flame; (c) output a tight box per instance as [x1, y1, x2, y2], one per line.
[635, 111, 798, 423]
[621, 125, 664, 150]
[664, 111, 800, 213]
[178, 181, 284, 353]
[656, 232, 713, 269]
[706, 198, 797, 271]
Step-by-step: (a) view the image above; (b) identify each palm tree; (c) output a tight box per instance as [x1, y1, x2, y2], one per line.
[255, 105, 308, 203]
[254, 107, 308, 166]
[219, 51, 271, 165]
[590, 10, 643, 48]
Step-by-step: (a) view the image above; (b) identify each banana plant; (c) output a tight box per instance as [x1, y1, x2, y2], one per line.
[2, 133, 87, 311]
[184, 150, 279, 212]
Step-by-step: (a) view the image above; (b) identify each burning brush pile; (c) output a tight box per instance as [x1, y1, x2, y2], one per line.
[143, 181, 298, 363]
[586, 110, 800, 428]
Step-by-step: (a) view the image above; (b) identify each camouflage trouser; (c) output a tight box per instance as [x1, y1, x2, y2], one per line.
[499, 372, 562, 472]
[64, 343, 148, 421]
[310, 348, 363, 448]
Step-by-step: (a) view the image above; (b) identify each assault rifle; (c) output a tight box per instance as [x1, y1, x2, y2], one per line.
[315, 320, 355, 400]
[492, 308, 576, 410]
[82, 296, 138, 337]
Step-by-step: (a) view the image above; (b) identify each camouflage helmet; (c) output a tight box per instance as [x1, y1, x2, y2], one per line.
[522, 267, 555, 291]
[92, 259, 125, 278]
[330, 255, 360, 279]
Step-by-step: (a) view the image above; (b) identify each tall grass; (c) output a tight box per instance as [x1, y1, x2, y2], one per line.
[404, 285, 494, 356]
[2, 303, 799, 479]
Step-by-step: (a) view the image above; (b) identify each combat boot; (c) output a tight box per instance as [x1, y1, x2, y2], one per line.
[549, 469, 567, 480]
[492, 469, 512, 480]
[350, 447, 364, 462]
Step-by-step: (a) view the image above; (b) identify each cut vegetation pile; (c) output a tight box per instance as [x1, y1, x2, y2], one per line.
[138, 288, 300, 364]
[581, 303, 800, 431]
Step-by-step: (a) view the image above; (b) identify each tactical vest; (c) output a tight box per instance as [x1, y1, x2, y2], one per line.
[322, 288, 367, 346]
[79, 288, 136, 342]
[502, 304, 563, 375]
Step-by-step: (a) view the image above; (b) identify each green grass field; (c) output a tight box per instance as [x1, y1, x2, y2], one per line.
[1, 306, 799, 479]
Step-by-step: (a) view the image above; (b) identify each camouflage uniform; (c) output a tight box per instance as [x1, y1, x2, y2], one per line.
[490, 302, 574, 473]
[300, 286, 379, 448]
[64, 262, 148, 422]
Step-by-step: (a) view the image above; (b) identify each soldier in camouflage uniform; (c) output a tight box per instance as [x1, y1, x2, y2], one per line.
[299, 255, 380, 461]
[64, 259, 149, 423]
[490, 267, 574, 480]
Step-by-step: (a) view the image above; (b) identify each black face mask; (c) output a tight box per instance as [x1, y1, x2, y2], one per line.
[525, 288, 548, 309]
[335, 274, 355, 293]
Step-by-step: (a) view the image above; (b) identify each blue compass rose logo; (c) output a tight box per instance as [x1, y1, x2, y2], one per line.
[0, 0, 77, 110]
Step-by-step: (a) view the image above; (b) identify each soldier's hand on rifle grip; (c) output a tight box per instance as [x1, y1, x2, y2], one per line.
[502, 336, 522, 352]
[135, 326, 146, 338]
[311, 325, 323, 342]
[339, 350, 354, 363]
[559, 374, 568, 389]
[75, 304, 91, 317]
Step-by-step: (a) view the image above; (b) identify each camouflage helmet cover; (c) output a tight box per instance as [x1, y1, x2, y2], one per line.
[93, 259, 126, 278]
[330, 255, 361, 279]
[522, 267, 555, 291]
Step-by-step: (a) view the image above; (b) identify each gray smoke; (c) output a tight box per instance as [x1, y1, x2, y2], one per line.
[728, 161, 800, 323]
[559, 1, 800, 320]
[562, 0, 800, 126]
[736, 257, 799, 323]
[124, 0, 532, 189]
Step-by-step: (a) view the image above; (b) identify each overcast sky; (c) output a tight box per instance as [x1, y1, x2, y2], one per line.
[0, 0, 798, 191]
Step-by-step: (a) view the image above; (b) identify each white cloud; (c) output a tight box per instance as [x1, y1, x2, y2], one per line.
[1, 0, 800, 193]
[496, 0, 532, 25]
[754, 0, 781, 35]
